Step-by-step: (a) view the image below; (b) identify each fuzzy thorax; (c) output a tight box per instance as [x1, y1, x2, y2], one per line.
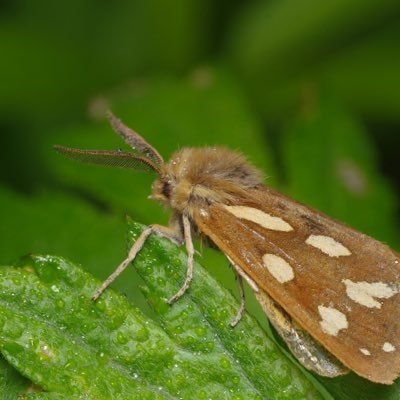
[151, 147, 263, 215]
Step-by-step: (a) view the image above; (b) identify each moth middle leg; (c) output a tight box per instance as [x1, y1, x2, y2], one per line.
[167, 214, 195, 304]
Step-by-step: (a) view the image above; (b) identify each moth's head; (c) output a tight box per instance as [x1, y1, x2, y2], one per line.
[151, 176, 173, 206]
[150, 151, 192, 211]
[151, 147, 264, 213]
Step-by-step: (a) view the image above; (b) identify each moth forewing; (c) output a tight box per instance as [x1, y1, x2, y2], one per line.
[193, 189, 400, 384]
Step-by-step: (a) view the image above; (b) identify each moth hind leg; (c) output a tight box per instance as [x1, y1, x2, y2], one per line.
[227, 257, 259, 327]
[230, 271, 245, 327]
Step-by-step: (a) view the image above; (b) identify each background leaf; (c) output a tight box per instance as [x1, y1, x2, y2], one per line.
[226, 0, 400, 122]
[0, 355, 31, 399]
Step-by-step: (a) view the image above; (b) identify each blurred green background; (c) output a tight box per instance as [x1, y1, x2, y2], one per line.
[1, 0, 400, 327]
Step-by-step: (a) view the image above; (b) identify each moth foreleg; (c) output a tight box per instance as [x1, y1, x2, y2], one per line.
[92, 224, 183, 301]
[230, 271, 245, 327]
[167, 214, 194, 304]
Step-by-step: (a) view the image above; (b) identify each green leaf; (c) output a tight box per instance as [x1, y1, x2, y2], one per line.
[226, 0, 400, 122]
[319, 373, 400, 400]
[318, 25, 400, 122]
[0, 232, 323, 399]
[0, 355, 32, 399]
[0, 1, 213, 124]
[228, 0, 399, 78]
[22, 395, 76, 400]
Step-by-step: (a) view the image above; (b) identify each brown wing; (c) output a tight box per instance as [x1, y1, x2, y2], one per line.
[193, 186, 400, 384]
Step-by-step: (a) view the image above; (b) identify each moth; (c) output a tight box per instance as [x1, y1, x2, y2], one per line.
[54, 112, 400, 384]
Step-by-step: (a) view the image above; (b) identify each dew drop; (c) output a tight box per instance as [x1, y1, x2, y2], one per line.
[116, 331, 129, 344]
[254, 335, 263, 345]
[194, 326, 206, 337]
[198, 390, 207, 399]
[219, 356, 231, 369]
[110, 314, 125, 330]
[209, 307, 218, 317]
[95, 298, 106, 311]
[157, 277, 166, 287]
[56, 299, 65, 309]
[175, 325, 183, 334]
[136, 344, 144, 352]
[180, 311, 188, 320]
[12, 276, 21, 285]
[51, 285, 60, 293]
[171, 258, 181, 268]
[39, 344, 55, 360]
[232, 375, 240, 385]
[28, 337, 38, 349]
[206, 341, 214, 351]
[136, 327, 149, 342]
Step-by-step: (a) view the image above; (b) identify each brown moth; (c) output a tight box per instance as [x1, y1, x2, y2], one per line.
[54, 112, 400, 384]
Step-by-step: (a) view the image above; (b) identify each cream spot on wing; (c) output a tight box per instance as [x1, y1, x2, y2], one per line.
[224, 205, 293, 232]
[318, 305, 348, 336]
[343, 279, 398, 309]
[262, 253, 294, 283]
[360, 348, 371, 356]
[383, 342, 396, 353]
[305, 235, 351, 257]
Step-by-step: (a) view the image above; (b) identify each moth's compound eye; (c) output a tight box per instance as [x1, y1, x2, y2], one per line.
[162, 182, 171, 198]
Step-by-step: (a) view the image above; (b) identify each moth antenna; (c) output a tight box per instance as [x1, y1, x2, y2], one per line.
[107, 111, 164, 166]
[53, 145, 161, 174]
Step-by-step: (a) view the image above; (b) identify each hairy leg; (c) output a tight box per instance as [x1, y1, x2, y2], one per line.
[92, 224, 183, 301]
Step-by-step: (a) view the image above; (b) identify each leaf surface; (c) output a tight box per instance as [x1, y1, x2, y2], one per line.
[0, 226, 323, 399]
